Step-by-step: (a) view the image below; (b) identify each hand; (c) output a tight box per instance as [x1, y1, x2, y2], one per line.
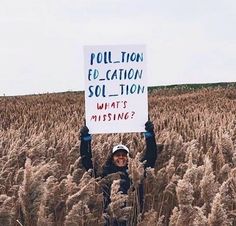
[145, 121, 154, 133]
[80, 125, 89, 136]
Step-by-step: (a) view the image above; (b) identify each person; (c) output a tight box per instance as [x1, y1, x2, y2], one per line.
[79, 121, 160, 225]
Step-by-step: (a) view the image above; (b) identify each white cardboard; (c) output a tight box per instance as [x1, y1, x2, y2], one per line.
[84, 45, 148, 134]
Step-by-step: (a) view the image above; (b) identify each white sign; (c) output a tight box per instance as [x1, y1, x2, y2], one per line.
[84, 45, 148, 134]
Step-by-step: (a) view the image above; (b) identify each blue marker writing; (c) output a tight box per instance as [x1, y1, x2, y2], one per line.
[88, 69, 99, 81]
[120, 84, 145, 95]
[106, 69, 143, 80]
[121, 52, 143, 63]
[88, 85, 106, 97]
[90, 51, 113, 65]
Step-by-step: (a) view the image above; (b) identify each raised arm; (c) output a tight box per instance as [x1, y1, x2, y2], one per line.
[142, 121, 159, 168]
[80, 126, 93, 171]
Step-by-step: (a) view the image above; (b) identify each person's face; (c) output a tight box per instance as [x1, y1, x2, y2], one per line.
[112, 150, 128, 167]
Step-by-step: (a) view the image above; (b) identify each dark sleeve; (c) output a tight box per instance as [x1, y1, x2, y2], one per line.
[80, 134, 93, 171]
[141, 131, 158, 168]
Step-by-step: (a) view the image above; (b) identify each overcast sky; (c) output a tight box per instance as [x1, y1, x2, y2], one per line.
[0, 0, 235, 96]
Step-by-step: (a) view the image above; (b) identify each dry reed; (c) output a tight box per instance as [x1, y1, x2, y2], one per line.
[0, 87, 235, 225]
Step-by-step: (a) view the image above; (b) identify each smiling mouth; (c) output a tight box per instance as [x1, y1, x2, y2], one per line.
[116, 159, 127, 166]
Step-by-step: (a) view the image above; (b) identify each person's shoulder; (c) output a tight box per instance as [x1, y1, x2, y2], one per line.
[102, 163, 112, 177]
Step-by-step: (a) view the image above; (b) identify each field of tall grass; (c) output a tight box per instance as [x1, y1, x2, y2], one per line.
[0, 86, 235, 226]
